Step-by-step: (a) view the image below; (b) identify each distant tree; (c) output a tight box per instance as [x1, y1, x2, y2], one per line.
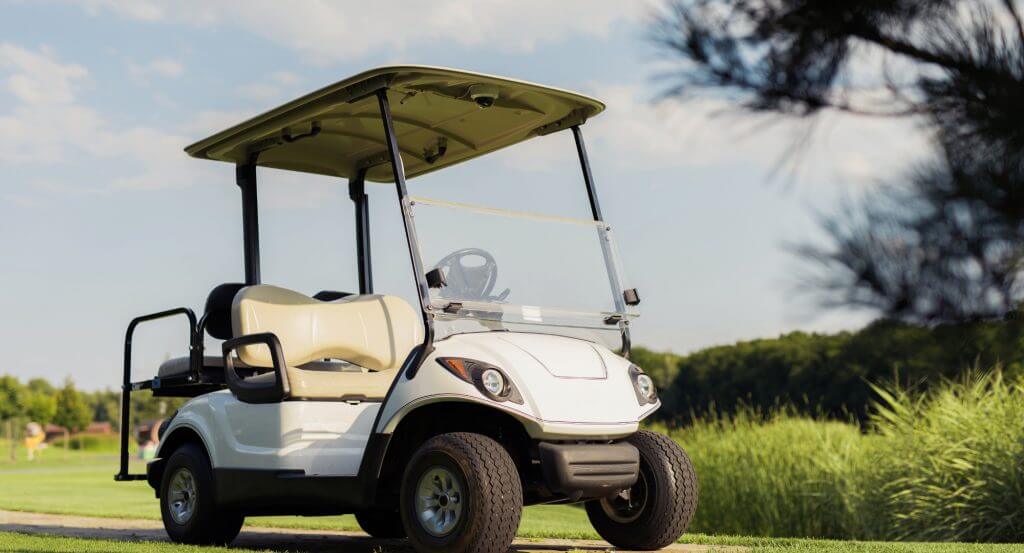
[652, 0, 1024, 322]
[21, 393, 57, 425]
[0, 376, 26, 460]
[0, 376, 23, 422]
[656, 318, 1024, 422]
[25, 378, 55, 396]
[53, 379, 93, 450]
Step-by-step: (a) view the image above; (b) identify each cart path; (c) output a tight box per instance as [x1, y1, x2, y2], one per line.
[0, 510, 743, 552]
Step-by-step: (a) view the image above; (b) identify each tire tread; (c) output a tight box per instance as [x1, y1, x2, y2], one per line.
[402, 432, 522, 553]
[586, 430, 698, 550]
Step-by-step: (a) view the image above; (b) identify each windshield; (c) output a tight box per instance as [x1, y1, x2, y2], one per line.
[409, 195, 636, 331]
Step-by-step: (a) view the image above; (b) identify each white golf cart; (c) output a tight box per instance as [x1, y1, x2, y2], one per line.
[116, 66, 697, 553]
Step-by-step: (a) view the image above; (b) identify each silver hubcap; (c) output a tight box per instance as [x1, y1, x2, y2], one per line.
[167, 468, 198, 525]
[415, 466, 463, 537]
[600, 470, 648, 524]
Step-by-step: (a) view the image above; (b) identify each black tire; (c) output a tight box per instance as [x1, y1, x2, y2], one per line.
[400, 432, 522, 553]
[585, 430, 698, 550]
[160, 443, 244, 545]
[355, 508, 406, 538]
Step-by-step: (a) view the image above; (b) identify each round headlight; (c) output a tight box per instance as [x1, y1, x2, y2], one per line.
[481, 369, 506, 396]
[635, 373, 656, 399]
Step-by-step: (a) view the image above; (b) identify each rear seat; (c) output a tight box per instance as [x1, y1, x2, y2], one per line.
[156, 356, 363, 378]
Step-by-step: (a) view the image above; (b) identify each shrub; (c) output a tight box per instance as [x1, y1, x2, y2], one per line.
[661, 371, 1024, 542]
[865, 372, 1024, 542]
[660, 410, 868, 539]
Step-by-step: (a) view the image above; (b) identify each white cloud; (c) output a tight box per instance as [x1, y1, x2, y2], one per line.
[0, 44, 87, 105]
[582, 84, 933, 187]
[0, 43, 210, 190]
[497, 82, 932, 189]
[130, 57, 184, 79]
[77, 0, 653, 63]
[178, 109, 253, 136]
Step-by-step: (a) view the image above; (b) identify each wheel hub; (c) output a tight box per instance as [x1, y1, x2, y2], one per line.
[600, 470, 648, 524]
[415, 466, 463, 537]
[167, 468, 198, 525]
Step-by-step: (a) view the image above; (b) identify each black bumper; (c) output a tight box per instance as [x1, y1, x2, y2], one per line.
[537, 441, 639, 498]
[146, 458, 165, 495]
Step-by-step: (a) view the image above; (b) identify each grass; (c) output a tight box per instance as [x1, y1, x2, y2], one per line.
[3, 532, 1024, 553]
[3, 374, 1023, 549]
[0, 532, 261, 553]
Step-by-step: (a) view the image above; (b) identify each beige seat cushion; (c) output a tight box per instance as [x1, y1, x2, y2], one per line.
[285, 367, 397, 400]
[232, 285, 423, 372]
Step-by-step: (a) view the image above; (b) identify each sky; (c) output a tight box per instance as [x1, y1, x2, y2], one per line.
[0, 1, 932, 389]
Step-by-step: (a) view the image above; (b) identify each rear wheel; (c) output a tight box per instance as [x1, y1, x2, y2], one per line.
[400, 432, 522, 553]
[355, 508, 406, 538]
[160, 443, 244, 545]
[585, 430, 698, 550]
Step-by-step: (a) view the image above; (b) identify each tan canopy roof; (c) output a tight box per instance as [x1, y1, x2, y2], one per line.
[185, 66, 605, 182]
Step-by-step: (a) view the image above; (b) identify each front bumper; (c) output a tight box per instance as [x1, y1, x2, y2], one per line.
[537, 441, 639, 499]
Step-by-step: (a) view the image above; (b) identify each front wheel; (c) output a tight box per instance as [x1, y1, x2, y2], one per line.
[585, 430, 698, 550]
[400, 432, 522, 553]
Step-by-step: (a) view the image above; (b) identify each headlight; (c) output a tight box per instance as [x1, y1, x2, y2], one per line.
[636, 374, 655, 399]
[481, 368, 506, 396]
[437, 357, 522, 404]
[629, 365, 658, 405]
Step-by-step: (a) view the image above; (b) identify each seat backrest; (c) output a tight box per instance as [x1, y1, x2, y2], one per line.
[204, 283, 246, 340]
[232, 285, 423, 371]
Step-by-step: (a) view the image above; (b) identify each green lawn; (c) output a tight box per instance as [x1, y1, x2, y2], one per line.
[1, 451, 1021, 551]
[3, 531, 1024, 553]
[0, 532, 257, 553]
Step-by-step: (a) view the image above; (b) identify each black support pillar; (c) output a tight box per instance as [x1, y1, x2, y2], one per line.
[349, 169, 373, 294]
[236, 163, 261, 285]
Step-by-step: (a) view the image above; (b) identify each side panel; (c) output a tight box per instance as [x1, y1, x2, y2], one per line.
[161, 391, 379, 476]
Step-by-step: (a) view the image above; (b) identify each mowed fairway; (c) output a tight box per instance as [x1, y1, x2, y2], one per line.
[1, 451, 1021, 552]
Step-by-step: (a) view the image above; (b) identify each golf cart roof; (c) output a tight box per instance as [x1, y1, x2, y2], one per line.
[185, 65, 605, 182]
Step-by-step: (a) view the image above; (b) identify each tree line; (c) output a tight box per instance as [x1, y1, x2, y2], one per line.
[634, 319, 1024, 423]
[0, 376, 184, 434]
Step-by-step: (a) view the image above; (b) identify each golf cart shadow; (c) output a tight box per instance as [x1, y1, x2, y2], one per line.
[231, 530, 618, 552]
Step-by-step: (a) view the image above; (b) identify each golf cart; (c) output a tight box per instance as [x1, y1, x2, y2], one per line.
[116, 66, 697, 553]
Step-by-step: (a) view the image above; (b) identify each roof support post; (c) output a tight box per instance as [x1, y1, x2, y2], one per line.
[236, 162, 261, 285]
[572, 125, 631, 357]
[573, 125, 605, 221]
[376, 88, 434, 376]
[349, 168, 373, 295]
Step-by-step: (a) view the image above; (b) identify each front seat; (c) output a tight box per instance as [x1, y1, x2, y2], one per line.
[231, 285, 423, 400]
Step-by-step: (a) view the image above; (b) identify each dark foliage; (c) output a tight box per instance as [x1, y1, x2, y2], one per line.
[653, 0, 1024, 322]
[644, 319, 1024, 422]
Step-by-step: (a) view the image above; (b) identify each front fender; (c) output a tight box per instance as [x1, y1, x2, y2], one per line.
[379, 332, 658, 440]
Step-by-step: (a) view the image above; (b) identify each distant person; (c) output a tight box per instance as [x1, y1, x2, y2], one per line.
[23, 422, 45, 461]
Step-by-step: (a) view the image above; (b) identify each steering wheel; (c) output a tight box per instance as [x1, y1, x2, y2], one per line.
[433, 248, 510, 302]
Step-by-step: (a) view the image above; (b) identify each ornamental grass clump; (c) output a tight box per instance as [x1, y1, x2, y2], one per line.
[866, 372, 1024, 542]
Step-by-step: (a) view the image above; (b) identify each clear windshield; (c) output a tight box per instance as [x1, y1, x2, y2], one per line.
[409, 195, 636, 331]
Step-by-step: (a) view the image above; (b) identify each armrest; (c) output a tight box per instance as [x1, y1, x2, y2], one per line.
[222, 333, 290, 404]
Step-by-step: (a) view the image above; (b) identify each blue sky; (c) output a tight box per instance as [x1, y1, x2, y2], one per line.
[0, 1, 930, 388]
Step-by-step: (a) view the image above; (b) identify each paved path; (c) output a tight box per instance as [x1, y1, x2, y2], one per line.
[0, 510, 741, 552]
